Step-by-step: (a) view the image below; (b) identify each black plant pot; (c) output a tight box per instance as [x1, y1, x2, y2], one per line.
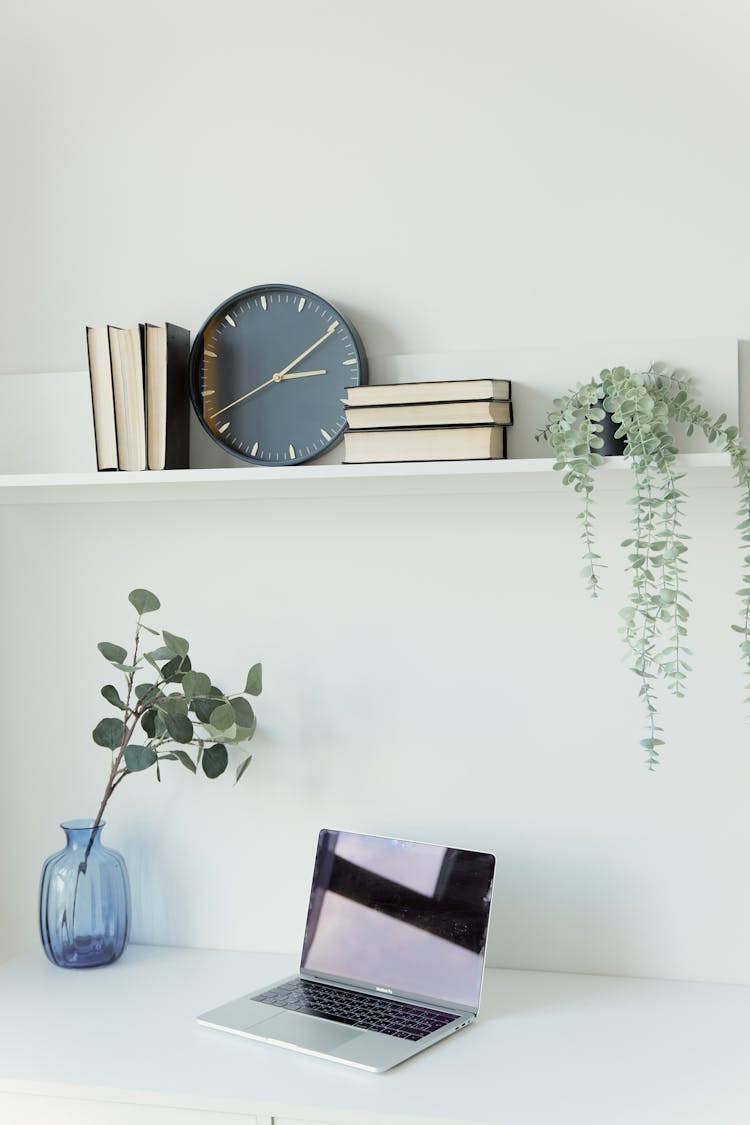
[598, 407, 627, 457]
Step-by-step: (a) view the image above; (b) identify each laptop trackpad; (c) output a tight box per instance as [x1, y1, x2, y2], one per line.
[256, 1011, 362, 1052]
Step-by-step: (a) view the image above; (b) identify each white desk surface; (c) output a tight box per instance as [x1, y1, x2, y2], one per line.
[0, 945, 748, 1125]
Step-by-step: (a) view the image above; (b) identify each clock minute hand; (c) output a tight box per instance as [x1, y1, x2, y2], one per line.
[209, 375, 277, 420]
[274, 322, 338, 381]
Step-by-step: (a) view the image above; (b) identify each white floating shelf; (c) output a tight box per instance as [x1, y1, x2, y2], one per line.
[0, 453, 736, 506]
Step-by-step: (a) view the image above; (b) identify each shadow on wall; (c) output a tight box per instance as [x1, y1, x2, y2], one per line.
[487, 849, 641, 978]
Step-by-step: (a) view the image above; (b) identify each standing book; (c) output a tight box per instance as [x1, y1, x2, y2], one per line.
[142, 323, 191, 470]
[108, 325, 146, 471]
[85, 326, 118, 470]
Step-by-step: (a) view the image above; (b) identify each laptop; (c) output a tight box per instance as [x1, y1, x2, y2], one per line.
[197, 828, 496, 1072]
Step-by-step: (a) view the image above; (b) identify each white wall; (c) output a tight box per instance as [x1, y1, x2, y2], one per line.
[2, 0, 750, 983]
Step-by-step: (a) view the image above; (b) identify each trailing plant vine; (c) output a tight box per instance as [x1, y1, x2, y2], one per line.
[538, 366, 750, 768]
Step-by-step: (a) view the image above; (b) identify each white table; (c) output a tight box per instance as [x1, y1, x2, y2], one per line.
[0, 945, 748, 1124]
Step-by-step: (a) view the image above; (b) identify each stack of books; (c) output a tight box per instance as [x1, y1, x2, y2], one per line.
[85, 323, 190, 471]
[343, 379, 512, 464]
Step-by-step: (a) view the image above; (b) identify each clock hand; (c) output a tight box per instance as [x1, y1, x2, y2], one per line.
[208, 370, 328, 420]
[209, 376, 276, 420]
[274, 321, 338, 380]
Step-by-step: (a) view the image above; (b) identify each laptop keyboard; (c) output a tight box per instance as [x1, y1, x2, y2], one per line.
[254, 978, 458, 1041]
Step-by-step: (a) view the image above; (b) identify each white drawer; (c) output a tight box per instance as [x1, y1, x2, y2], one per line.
[0, 1092, 257, 1124]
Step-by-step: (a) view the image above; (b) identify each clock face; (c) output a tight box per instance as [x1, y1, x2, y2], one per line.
[189, 284, 368, 465]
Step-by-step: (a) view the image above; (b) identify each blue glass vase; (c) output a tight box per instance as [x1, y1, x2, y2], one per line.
[39, 820, 131, 968]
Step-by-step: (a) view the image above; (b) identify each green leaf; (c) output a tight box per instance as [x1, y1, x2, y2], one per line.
[231, 696, 255, 729]
[192, 695, 222, 723]
[162, 630, 189, 658]
[181, 670, 211, 703]
[146, 646, 176, 663]
[209, 702, 236, 731]
[204, 721, 238, 742]
[129, 589, 161, 615]
[98, 641, 128, 665]
[92, 717, 125, 749]
[202, 743, 228, 779]
[162, 654, 191, 682]
[166, 712, 194, 743]
[141, 708, 157, 738]
[101, 684, 126, 710]
[135, 682, 161, 704]
[174, 750, 197, 774]
[124, 744, 157, 772]
[159, 695, 189, 716]
[235, 755, 253, 784]
[245, 664, 263, 696]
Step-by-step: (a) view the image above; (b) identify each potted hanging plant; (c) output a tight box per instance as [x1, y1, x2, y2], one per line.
[39, 588, 263, 968]
[537, 365, 750, 768]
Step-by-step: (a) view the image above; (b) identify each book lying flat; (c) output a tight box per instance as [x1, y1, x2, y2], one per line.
[108, 325, 146, 471]
[345, 399, 512, 430]
[344, 425, 507, 464]
[345, 378, 511, 407]
[143, 323, 190, 470]
[85, 326, 118, 470]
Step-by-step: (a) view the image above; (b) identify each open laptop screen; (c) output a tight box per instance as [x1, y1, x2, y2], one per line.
[300, 830, 495, 1011]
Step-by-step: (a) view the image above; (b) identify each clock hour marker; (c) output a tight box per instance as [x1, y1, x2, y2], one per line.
[342, 358, 356, 365]
[203, 388, 215, 396]
[204, 350, 217, 358]
[298, 297, 306, 312]
[251, 442, 259, 456]
[288, 444, 296, 459]
[224, 315, 236, 327]
[218, 422, 230, 434]
[329, 320, 339, 332]
[320, 428, 331, 441]
[261, 295, 268, 311]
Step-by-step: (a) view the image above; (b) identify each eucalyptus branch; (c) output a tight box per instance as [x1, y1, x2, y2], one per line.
[89, 589, 263, 840]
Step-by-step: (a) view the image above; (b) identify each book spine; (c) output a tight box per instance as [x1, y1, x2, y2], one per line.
[164, 324, 191, 470]
[85, 327, 118, 471]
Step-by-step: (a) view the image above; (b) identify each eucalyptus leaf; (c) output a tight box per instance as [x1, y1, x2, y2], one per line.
[98, 641, 128, 665]
[174, 750, 197, 774]
[128, 588, 161, 615]
[124, 744, 157, 772]
[101, 684, 126, 710]
[192, 695, 222, 724]
[231, 697, 255, 728]
[166, 712, 194, 743]
[202, 743, 228, 779]
[181, 670, 211, 703]
[162, 630, 189, 658]
[235, 755, 253, 784]
[208, 702, 235, 731]
[161, 655, 191, 682]
[141, 708, 157, 738]
[92, 717, 125, 749]
[245, 664, 263, 696]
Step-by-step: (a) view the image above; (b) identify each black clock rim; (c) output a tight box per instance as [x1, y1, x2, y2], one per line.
[188, 283, 369, 468]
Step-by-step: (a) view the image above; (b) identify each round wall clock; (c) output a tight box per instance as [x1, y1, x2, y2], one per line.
[188, 284, 368, 466]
